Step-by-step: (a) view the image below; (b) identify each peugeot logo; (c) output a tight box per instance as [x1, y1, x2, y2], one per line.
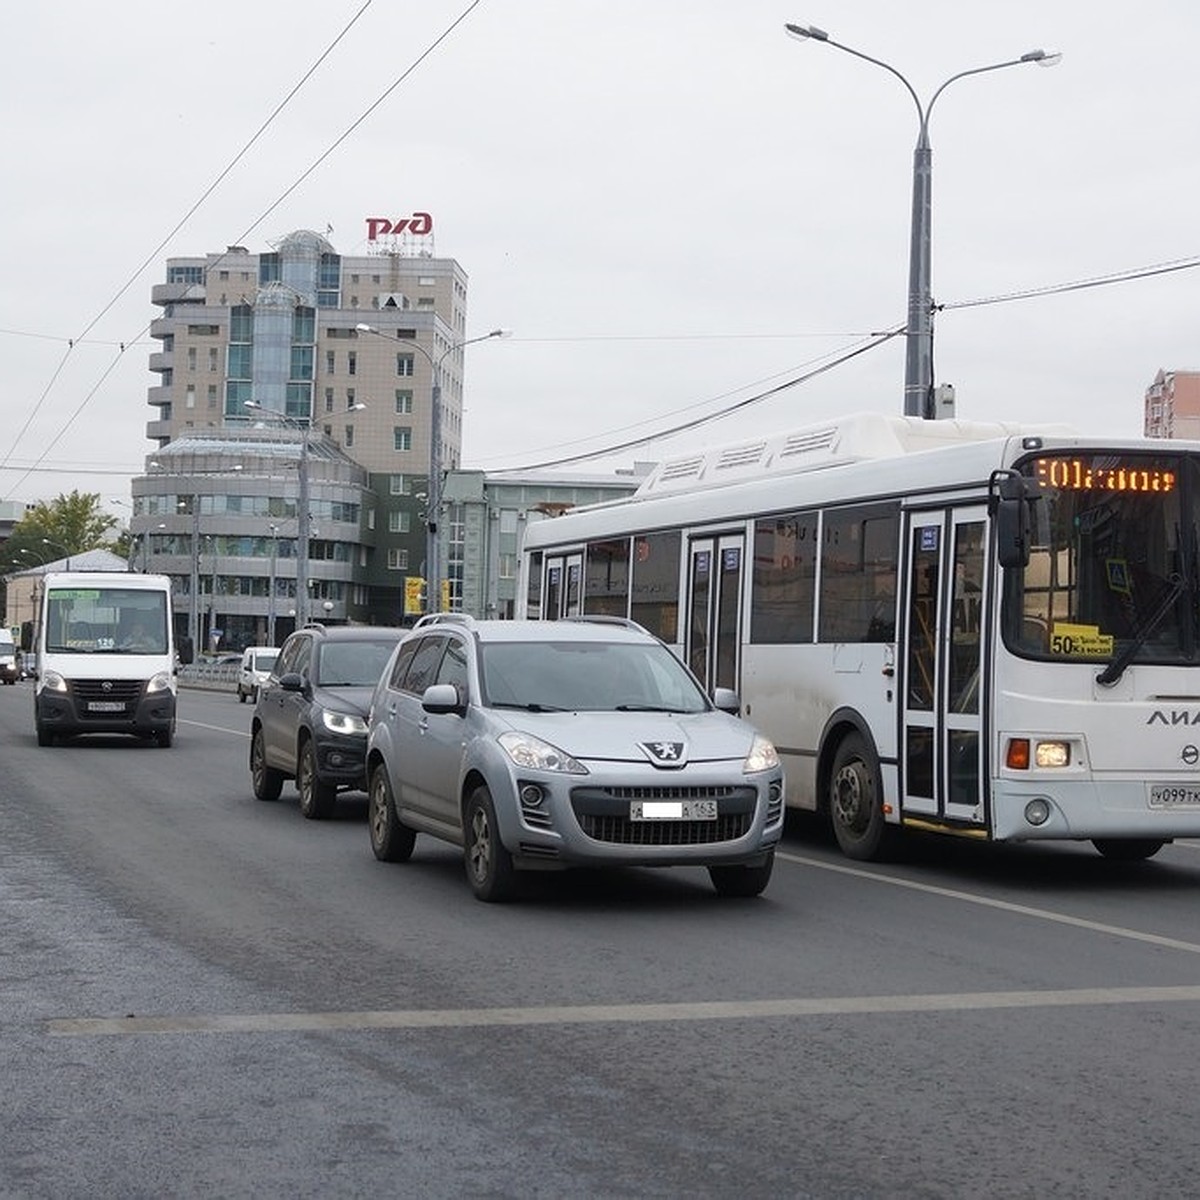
[1183, 744, 1199, 766]
[640, 740, 687, 768]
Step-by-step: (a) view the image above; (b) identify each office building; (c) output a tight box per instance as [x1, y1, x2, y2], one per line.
[1145, 369, 1200, 439]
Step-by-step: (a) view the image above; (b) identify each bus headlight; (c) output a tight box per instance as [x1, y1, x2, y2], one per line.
[1034, 741, 1070, 768]
[146, 671, 172, 695]
[41, 669, 68, 694]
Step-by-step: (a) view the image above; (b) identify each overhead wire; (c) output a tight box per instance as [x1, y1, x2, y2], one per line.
[3, 0, 485, 502]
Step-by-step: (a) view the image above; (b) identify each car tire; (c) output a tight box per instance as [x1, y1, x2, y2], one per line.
[708, 851, 775, 898]
[829, 732, 895, 861]
[238, 688, 247, 703]
[463, 785, 516, 902]
[157, 723, 174, 749]
[297, 738, 336, 820]
[369, 764, 415, 862]
[1092, 838, 1165, 861]
[36, 724, 54, 747]
[251, 727, 284, 801]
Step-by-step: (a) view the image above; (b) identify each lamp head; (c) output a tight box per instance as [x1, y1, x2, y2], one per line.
[784, 22, 829, 42]
[1021, 49, 1063, 66]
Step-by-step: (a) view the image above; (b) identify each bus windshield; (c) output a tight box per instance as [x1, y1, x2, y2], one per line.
[1005, 451, 1200, 666]
[45, 587, 169, 655]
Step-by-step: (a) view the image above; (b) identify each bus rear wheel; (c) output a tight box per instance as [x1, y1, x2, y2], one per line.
[829, 732, 893, 861]
[1092, 838, 1165, 861]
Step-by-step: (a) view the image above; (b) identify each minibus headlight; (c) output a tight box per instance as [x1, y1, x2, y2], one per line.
[42, 669, 68, 693]
[146, 671, 172, 695]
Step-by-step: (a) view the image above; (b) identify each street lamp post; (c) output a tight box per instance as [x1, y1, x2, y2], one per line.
[267, 523, 279, 645]
[355, 323, 509, 613]
[245, 400, 364, 630]
[784, 23, 1060, 419]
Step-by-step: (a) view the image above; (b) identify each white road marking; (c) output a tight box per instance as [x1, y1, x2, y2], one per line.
[777, 849, 1200, 954]
[47, 985, 1200, 1038]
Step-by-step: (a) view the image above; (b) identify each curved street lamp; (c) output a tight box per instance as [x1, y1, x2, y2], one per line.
[356, 323, 510, 614]
[784, 23, 1061, 419]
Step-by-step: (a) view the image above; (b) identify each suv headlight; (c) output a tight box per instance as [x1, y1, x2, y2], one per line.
[322, 709, 368, 736]
[743, 734, 780, 774]
[498, 731, 588, 774]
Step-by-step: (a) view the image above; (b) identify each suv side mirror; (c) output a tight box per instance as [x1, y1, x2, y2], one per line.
[278, 672, 305, 693]
[422, 682, 465, 715]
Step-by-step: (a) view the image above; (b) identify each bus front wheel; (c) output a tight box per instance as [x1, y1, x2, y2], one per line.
[829, 733, 893, 861]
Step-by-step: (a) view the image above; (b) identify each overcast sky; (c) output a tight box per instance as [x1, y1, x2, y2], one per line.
[3, 1, 1198, 517]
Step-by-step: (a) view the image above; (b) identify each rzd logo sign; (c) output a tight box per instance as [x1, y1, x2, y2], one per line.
[367, 213, 433, 241]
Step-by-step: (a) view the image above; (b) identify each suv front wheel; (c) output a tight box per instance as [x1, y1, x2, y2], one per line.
[464, 785, 516, 903]
[369, 764, 416, 862]
[297, 738, 337, 820]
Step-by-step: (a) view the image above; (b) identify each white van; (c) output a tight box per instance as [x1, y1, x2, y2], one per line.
[0, 628, 18, 685]
[33, 572, 184, 747]
[237, 646, 279, 703]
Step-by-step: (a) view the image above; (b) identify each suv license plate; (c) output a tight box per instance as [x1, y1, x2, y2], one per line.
[630, 800, 718, 821]
[1149, 784, 1200, 807]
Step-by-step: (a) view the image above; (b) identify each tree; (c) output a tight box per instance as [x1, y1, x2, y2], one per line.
[0, 491, 119, 573]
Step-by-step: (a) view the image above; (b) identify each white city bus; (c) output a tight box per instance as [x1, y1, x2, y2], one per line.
[517, 411, 1200, 862]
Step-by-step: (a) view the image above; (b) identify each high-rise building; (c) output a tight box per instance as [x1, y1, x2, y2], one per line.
[137, 229, 472, 641]
[1144, 369, 1200, 439]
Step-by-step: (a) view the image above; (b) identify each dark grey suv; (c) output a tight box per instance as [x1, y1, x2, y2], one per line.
[250, 624, 405, 819]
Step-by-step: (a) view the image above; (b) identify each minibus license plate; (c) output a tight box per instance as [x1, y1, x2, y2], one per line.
[88, 701, 126, 712]
[630, 800, 717, 821]
[1149, 784, 1200, 807]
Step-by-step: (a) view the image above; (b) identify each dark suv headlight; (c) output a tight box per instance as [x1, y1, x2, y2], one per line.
[321, 709, 368, 736]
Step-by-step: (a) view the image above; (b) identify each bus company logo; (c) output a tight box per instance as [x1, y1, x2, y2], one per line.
[640, 741, 687, 767]
[1146, 709, 1200, 726]
[366, 213, 433, 241]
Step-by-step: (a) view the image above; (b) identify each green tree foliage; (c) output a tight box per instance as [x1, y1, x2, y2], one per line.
[0, 491, 119, 573]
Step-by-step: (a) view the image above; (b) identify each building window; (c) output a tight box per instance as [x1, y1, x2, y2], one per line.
[395, 390, 413, 414]
[167, 265, 203, 285]
[187, 347, 197, 371]
[326, 350, 335, 375]
[417, 297, 435, 309]
[207, 384, 218, 408]
[396, 354, 414, 377]
[388, 511, 411, 533]
[208, 347, 219, 372]
[393, 427, 412, 451]
[389, 474, 409, 495]
[324, 388, 334, 413]
[185, 386, 196, 409]
[345, 425, 355, 448]
[348, 351, 357, 376]
[387, 548, 409, 570]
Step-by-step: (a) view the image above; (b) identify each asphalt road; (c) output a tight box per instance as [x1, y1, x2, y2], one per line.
[3, 681, 1200, 1198]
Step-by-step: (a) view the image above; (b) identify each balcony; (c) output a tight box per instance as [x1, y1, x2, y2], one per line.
[147, 385, 173, 408]
[148, 351, 174, 373]
[152, 282, 207, 306]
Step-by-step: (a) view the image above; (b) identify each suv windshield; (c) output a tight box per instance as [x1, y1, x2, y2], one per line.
[316, 640, 399, 687]
[1004, 451, 1200, 667]
[480, 639, 709, 713]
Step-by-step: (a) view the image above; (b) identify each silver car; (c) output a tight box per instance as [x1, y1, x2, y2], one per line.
[366, 616, 784, 901]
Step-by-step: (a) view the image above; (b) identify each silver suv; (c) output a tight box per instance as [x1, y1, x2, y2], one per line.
[366, 616, 784, 901]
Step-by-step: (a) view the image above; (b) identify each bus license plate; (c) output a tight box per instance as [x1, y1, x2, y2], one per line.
[630, 800, 718, 821]
[87, 701, 126, 712]
[1149, 784, 1200, 807]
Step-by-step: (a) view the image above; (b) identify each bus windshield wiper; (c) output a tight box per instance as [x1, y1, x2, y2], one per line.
[1097, 573, 1186, 687]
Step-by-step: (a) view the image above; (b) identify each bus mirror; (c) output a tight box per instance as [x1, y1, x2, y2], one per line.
[989, 470, 1030, 570]
[178, 635, 195, 666]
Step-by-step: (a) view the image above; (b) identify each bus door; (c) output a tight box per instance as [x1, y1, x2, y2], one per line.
[543, 553, 582, 620]
[900, 507, 987, 827]
[686, 534, 744, 695]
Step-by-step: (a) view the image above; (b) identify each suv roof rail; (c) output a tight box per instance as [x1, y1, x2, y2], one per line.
[413, 613, 474, 628]
[560, 615, 647, 631]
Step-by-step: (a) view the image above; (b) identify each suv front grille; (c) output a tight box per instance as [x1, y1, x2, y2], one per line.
[570, 785, 756, 846]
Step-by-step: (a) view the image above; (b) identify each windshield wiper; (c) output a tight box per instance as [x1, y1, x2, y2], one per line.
[613, 704, 683, 713]
[1097, 573, 1186, 687]
[490, 701, 566, 712]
